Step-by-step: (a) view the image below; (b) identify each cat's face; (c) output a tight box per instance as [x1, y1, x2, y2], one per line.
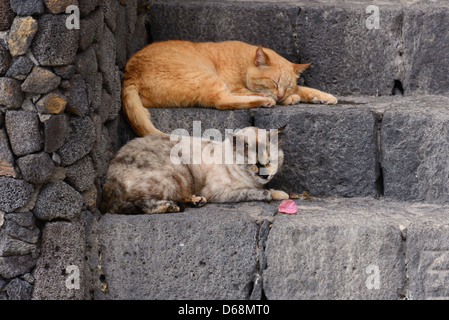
[232, 126, 285, 185]
[246, 47, 311, 103]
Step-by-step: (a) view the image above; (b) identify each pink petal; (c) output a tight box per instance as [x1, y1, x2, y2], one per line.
[278, 199, 298, 214]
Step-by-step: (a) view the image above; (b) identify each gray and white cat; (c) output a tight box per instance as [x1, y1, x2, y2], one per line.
[101, 126, 289, 214]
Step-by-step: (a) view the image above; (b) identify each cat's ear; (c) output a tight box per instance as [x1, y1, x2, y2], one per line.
[255, 46, 270, 67]
[293, 62, 312, 74]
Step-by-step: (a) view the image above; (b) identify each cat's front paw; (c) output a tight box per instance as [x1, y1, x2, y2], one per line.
[269, 189, 289, 200]
[186, 195, 207, 207]
[280, 94, 301, 105]
[311, 93, 338, 105]
[260, 97, 276, 108]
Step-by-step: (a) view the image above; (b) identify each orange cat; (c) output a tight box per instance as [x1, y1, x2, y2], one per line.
[122, 40, 337, 136]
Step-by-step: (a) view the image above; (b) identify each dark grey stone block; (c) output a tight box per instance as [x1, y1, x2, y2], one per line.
[381, 96, 449, 203]
[17, 152, 55, 184]
[0, 77, 24, 109]
[0, 177, 33, 213]
[66, 74, 89, 116]
[31, 14, 79, 67]
[33, 181, 83, 221]
[96, 24, 116, 94]
[0, 0, 14, 31]
[295, 4, 402, 96]
[0, 41, 11, 75]
[149, 1, 300, 63]
[148, 107, 252, 137]
[57, 116, 95, 166]
[402, 8, 449, 95]
[32, 221, 86, 300]
[97, 203, 261, 299]
[5, 278, 32, 300]
[90, 116, 112, 178]
[43, 114, 70, 153]
[10, 0, 44, 15]
[75, 47, 98, 77]
[5, 55, 33, 81]
[406, 218, 449, 300]
[0, 255, 37, 279]
[21, 66, 61, 94]
[254, 104, 380, 197]
[0, 212, 39, 257]
[5, 110, 43, 156]
[264, 198, 407, 300]
[0, 128, 15, 177]
[79, 12, 99, 51]
[100, 0, 118, 32]
[65, 155, 95, 192]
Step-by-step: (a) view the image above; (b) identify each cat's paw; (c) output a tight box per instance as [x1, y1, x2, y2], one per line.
[280, 94, 301, 105]
[269, 189, 290, 201]
[260, 97, 276, 108]
[186, 195, 207, 207]
[311, 93, 338, 105]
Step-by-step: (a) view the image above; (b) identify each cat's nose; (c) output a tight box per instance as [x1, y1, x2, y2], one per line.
[277, 95, 284, 101]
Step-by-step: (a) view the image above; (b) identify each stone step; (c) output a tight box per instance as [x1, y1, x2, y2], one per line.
[93, 197, 449, 300]
[148, 95, 449, 204]
[148, 0, 449, 97]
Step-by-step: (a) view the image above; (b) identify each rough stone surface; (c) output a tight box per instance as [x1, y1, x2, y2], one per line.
[75, 47, 97, 77]
[0, 40, 11, 75]
[9, 0, 44, 15]
[381, 96, 449, 203]
[149, 1, 300, 63]
[33, 181, 83, 221]
[0, 212, 39, 257]
[31, 14, 79, 66]
[66, 74, 89, 116]
[254, 104, 379, 198]
[5, 278, 32, 300]
[17, 152, 54, 184]
[5, 110, 42, 156]
[8, 16, 38, 57]
[43, 114, 70, 153]
[21, 66, 61, 94]
[406, 220, 449, 300]
[0, 128, 15, 177]
[42, 0, 78, 14]
[32, 221, 86, 300]
[0, 0, 14, 31]
[97, 203, 263, 300]
[100, 0, 118, 32]
[295, 4, 402, 96]
[264, 200, 404, 299]
[149, 108, 252, 137]
[36, 91, 67, 114]
[79, 9, 103, 51]
[0, 254, 37, 278]
[65, 155, 95, 192]
[5, 55, 33, 80]
[0, 77, 24, 109]
[0, 177, 33, 213]
[57, 116, 95, 166]
[402, 8, 449, 95]
[263, 197, 449, 300]
[96, 24, 116, 94]
[53, 64, 76, 80]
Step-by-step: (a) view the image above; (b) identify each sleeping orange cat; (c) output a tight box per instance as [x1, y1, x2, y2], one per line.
[122, 40, 337, 136]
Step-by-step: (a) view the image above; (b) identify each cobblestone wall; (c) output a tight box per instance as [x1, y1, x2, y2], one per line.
[0, 0, 148, 300]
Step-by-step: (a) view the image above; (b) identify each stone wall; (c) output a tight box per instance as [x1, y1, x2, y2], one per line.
[0, 0, 148, 300]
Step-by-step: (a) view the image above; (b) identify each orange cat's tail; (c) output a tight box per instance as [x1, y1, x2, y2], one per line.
[121, 81, 164, 136]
